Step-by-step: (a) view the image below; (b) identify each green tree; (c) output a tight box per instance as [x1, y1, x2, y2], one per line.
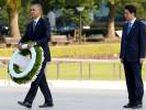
[0, 1, 8, 26]
[0, 7, 9, 26]
[7, 0, 21, 38]
[105, 0, 146, 40]
[19, 0, 31, 33]
[64, 0, 97, 27]
[0, 0, 6, 7]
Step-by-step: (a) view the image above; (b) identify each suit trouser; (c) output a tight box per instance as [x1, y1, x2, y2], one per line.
[24, 61, 53, 104]
[123, 61, 144, 104]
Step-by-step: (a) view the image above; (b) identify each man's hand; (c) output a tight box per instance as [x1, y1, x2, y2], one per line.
[17, 42, 36, 50]
[27, 42, 36, 49]
[27, 43, 34, 49]
[140, 58, 145, 64]
[17, 44, 23, 50]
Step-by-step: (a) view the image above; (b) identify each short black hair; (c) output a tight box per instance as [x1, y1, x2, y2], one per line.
[125, 5, 136, 15]
[31, 2, 42, 6]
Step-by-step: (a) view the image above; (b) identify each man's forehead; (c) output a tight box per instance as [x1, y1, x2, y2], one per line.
[124, 9, 129, 12]
[31, 4, 41, 9]
[124, 10, 131, 14]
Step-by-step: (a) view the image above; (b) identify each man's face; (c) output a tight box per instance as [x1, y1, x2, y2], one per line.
[124, 9, 135, 21]
[30, 5, 41, 19]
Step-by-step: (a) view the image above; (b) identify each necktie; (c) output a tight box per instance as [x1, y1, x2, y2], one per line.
[127, 22, 132, 35]
[33, 21, 36, 31]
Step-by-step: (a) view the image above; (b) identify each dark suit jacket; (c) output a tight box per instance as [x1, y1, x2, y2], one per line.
[120, 20, 146, 62]
[20, 18, 51, 62]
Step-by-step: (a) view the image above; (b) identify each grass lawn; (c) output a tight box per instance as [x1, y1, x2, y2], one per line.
[0, 42, 120, 58]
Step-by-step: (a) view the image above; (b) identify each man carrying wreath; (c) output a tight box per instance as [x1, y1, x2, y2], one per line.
[17, 3, 53, 108]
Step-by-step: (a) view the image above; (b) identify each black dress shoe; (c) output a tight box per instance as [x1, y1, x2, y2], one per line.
[123, 103, 133, 108]
[17, 101, 32, 108]
[39, 103, 53, 108]
[132, 103, 142, 109]
[123, 103, 142, 109]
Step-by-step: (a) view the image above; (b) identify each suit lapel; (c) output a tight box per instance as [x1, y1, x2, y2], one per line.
[30, 21, 34, 32]
[27, 22, 34, 39]
[127, 21, 136, 37]
[122, 23, 128, 40]
[125, 23, 128, 36]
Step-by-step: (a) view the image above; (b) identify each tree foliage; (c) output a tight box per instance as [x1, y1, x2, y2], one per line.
[7, 0, 21, 12]
[1, 0, 146, 37]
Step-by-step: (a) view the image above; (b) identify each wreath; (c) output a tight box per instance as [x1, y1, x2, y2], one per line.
[8, 45, 44, 84]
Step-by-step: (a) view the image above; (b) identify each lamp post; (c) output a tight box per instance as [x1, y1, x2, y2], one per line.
[76, 6, 84, 43]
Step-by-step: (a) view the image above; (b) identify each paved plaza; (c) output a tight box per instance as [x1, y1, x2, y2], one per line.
[0, 81, 145, 110]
